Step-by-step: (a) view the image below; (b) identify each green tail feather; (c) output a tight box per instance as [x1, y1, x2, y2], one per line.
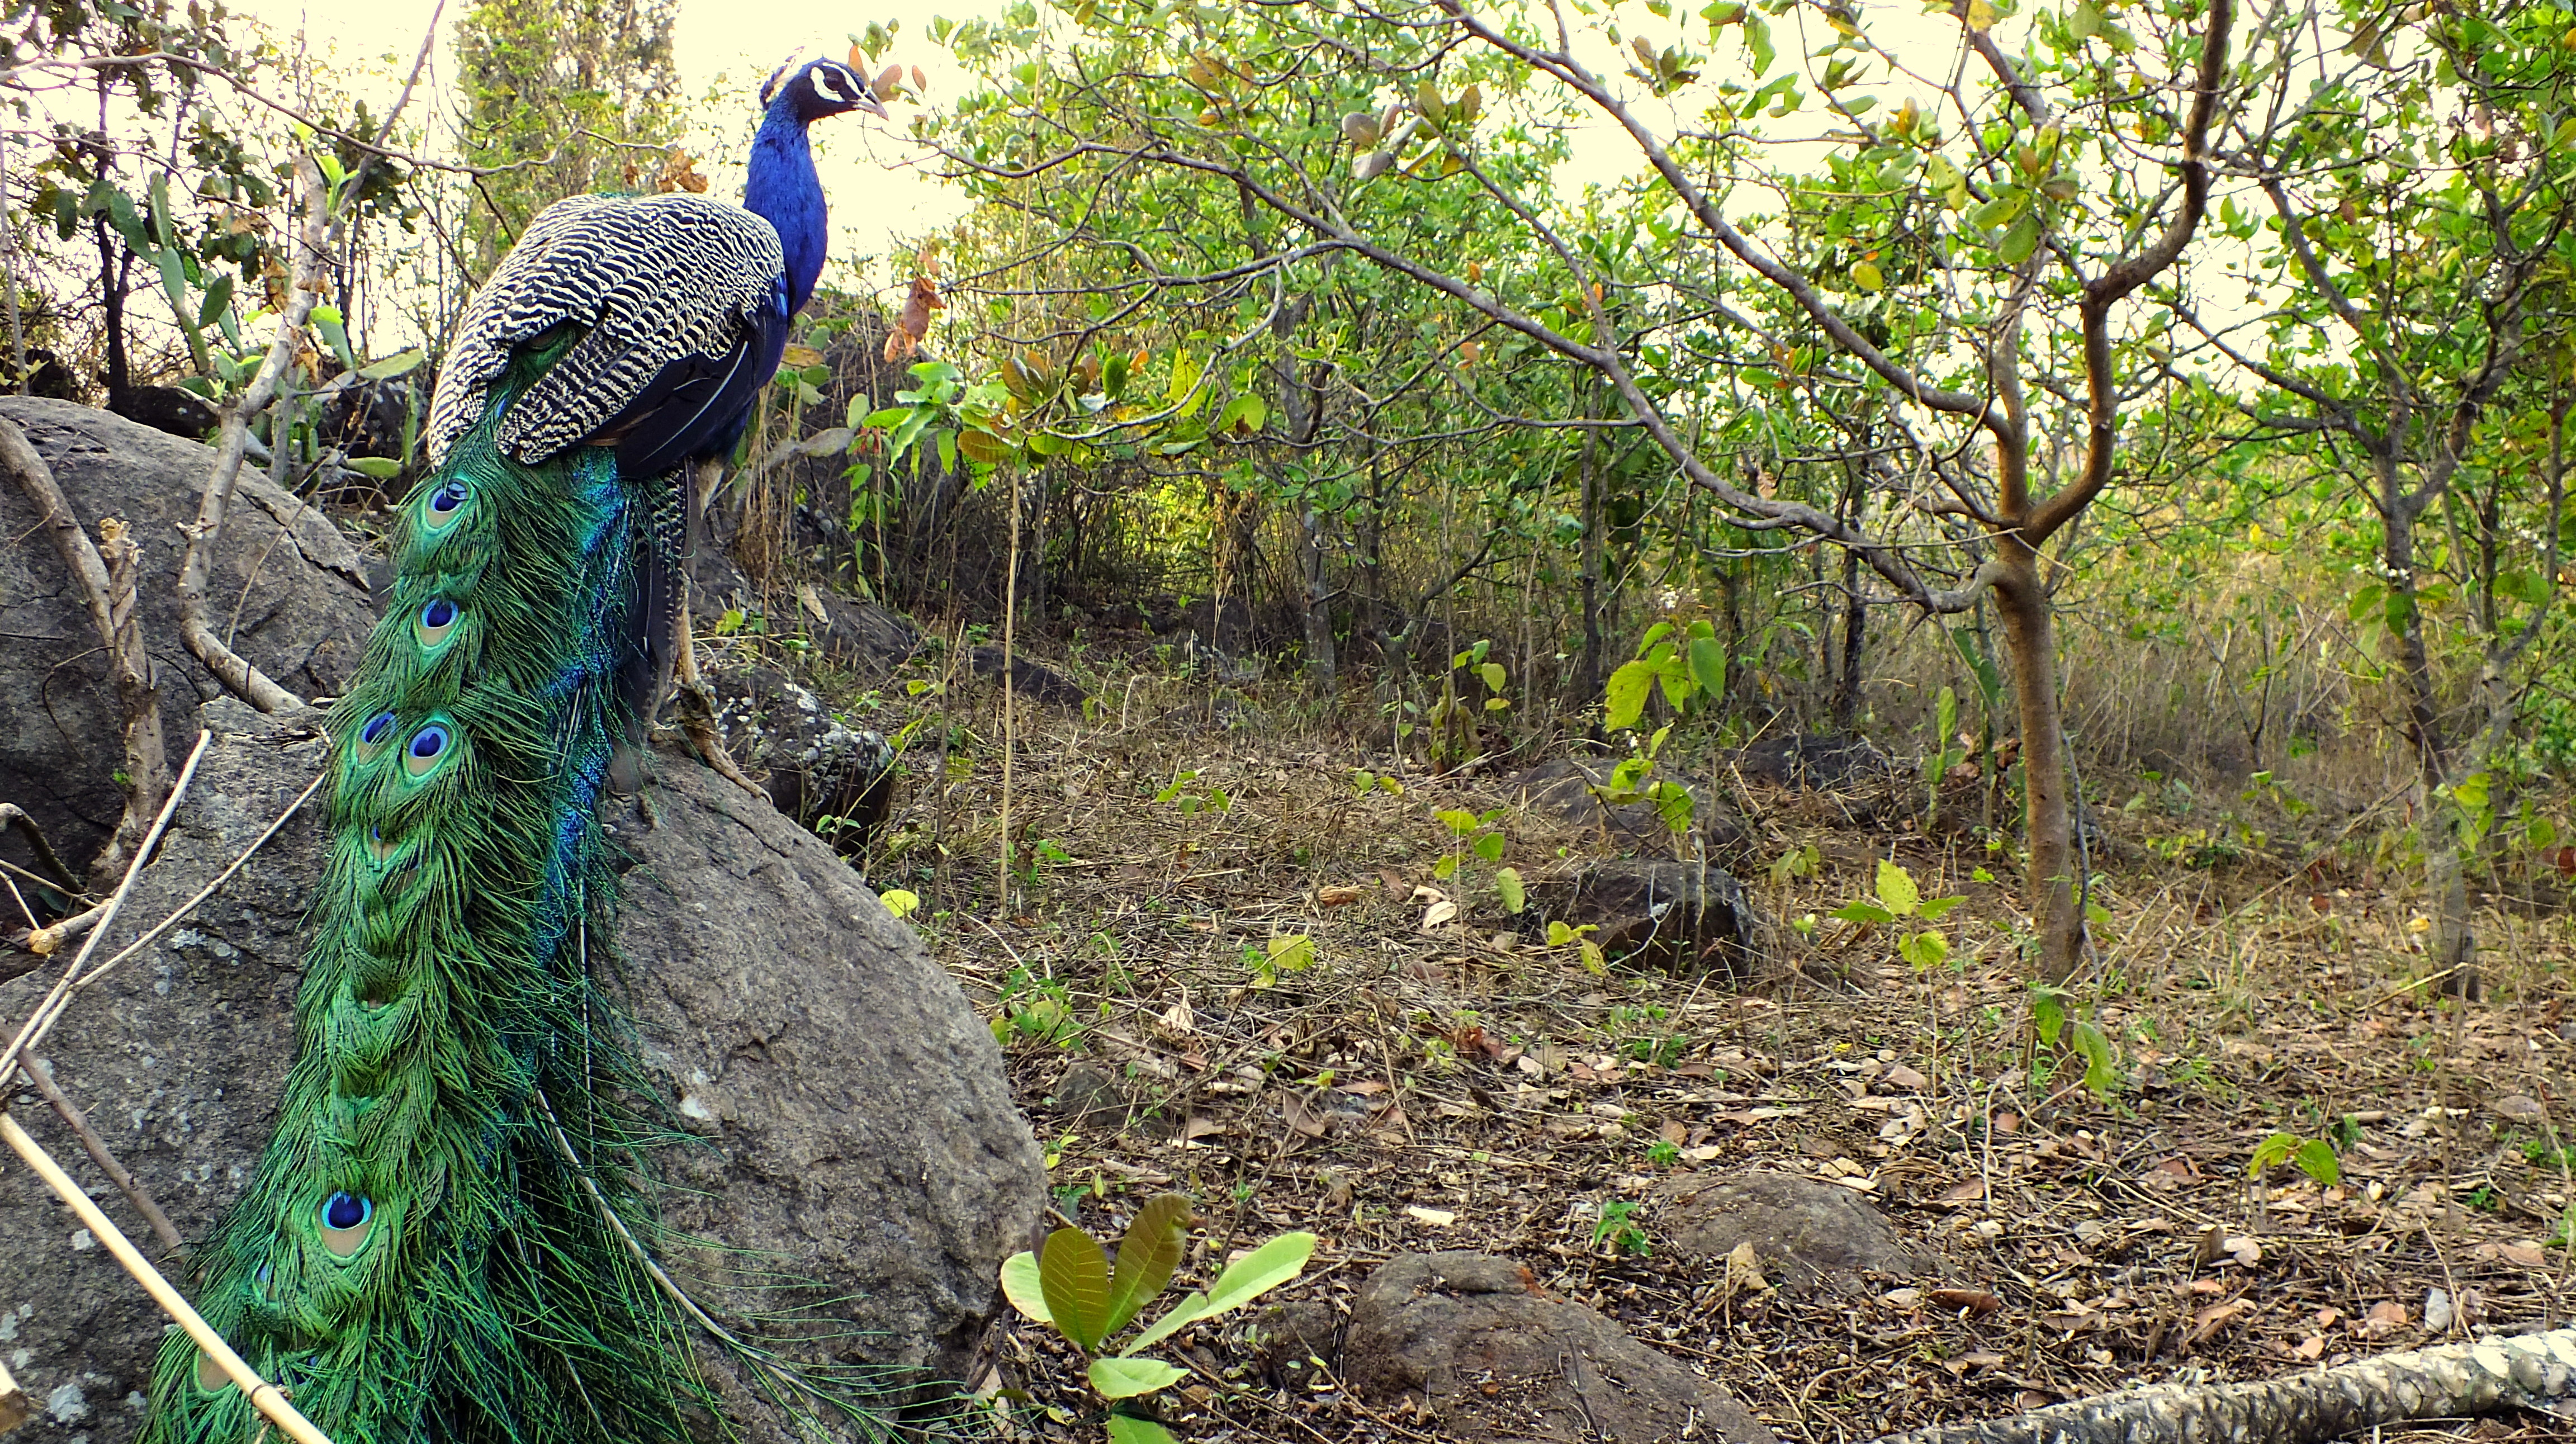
[143, 340, 708, 1443]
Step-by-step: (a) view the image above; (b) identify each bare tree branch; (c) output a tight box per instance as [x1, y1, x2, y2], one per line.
[0, 420, 168, 878]
[175, 154, 332, 716]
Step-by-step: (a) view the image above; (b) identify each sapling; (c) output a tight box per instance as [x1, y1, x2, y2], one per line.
[1001, 1195, 1316, 1443]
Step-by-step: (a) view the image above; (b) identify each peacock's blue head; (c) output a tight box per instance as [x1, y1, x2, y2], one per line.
[761, 56, 889, 125]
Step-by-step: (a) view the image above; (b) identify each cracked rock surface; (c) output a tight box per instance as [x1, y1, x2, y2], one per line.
[0, 700, 1042, 1442]
[0, 397, 375, 874]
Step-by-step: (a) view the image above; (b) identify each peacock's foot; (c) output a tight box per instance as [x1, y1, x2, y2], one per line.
[675, 678, 766, 798]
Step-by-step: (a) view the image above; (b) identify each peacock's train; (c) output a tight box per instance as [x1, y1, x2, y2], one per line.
[143, 54, 888, 1444]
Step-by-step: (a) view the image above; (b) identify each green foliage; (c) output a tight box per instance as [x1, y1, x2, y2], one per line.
[2029, 983, 2121, 1100]
[1546, 919, 1608, 975]
[1593, 1199, 1650, 1256]
[996, 967, 1086, 1049]
[1154, 769, 1232, 815]
[1604, 619, 1723, 730]
[1003, 1199, 1315, 1443]
[1243, 934, 1316, 989]
[1831, 860, 1963, 978]
[453, 0, 682, 269]
[1431, 806, 1519, 912]
[2250, 1130, 2342, 1188]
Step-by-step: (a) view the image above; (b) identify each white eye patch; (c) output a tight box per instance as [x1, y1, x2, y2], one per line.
[810, 68, 850, 102]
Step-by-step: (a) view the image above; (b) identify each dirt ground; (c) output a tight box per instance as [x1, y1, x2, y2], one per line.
[840, 642, 2576, 1444]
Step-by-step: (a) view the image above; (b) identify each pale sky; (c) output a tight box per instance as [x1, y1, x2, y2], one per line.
[224, 0, 2274, 375]
[231, 0, 1973, 277]
[238, 0, 1000, 288]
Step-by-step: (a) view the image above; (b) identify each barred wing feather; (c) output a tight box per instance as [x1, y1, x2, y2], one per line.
[425, 192, 786, 473]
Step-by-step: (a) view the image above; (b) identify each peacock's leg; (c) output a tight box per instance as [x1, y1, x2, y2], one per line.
[668, 458, 764, 797]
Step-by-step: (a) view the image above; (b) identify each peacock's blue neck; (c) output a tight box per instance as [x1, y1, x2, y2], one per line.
[745, 103, 827, 314]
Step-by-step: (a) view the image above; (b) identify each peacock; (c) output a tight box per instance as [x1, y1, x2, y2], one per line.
[143, 55, 887, 1444]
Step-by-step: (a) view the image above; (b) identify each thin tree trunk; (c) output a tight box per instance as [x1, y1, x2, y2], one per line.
[1025, 467, 1049, 631]
[1833, 546, 1866, 730]
[94, 215, 131, 410]
[3, 130, 25, 395]
[1361, 444, 1386, 678]
[1578, 387, 1603, 717]
[0, 420, 167, 880]
[1993, 542, 2082, 984]
[2384, 470, 2476, 996]
[1301, 503, 1334, 684]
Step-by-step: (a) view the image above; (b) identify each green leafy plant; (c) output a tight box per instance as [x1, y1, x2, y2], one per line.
[1242, 934, 1317, 988]
[1832, 860, 1963, 974]
[1544, 919, 1607, 974]
[1768, 842, 1819, 887]
[995, 967, 1085, 1049]
[2030, 983, 2119, 1099]
[1001, 1196, 1317, 1444]
[1591, 620, 1726, 847]
[1922, 686, 1964, 826]
[2249, 1130, 2342, 1187]
[1603, 619, 1726, 730]
[1155, 769, 1233, 815]
[1432, 807, 1521, 913]
[1347, 768, 1405, 798]
[1412, 640, 1513, 770]
[1593, 1197, 1650, 1256]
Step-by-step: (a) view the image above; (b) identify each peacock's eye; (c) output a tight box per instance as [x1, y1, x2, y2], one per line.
[415, 598, 461, 649]
[429, 480, 468, 514]
[402, 723, 453, 780]
[319, 1191, 376, 1258]
[359, 711, 396, 749]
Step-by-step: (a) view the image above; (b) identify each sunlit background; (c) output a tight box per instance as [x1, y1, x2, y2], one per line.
[232, 0, 1008, 291]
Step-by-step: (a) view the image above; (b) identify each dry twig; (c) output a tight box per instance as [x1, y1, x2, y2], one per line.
[175, 154, 330, 716]
[13, 1054, 183, 1253]
[0, 420, 170, 877]
[0, 1113, 329, 1443]
[0, 730, 209, 1084]
[0, 803, 79, 894]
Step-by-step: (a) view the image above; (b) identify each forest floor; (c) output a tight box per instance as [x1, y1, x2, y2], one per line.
[835, 637, 2576, 1444]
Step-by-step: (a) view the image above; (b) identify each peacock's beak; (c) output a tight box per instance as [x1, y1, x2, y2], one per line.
[858, 95, 891, 120]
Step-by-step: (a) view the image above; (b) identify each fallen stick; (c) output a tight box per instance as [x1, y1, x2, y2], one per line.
[0, 1112, 330, 1443]
[1872, 1325, 2576, 1444]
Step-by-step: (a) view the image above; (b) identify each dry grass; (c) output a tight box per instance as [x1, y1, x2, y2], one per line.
[832, 637, 2576, 1444]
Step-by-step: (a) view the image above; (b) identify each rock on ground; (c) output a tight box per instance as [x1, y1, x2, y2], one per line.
[705, 663, 897, 854]
[968, 645, 1088, 709]
[0, 397, 375, 877]
[1342, 1251, 1777, 1444]
[1651, 1170, 1933, 1294]
[1532, 859, 1773, 982]
[0, 700, 1043, 1443]
[1734, 732, 1895, 792]
[1500, 757, 1756, 858]
[688, 540, 917, 676]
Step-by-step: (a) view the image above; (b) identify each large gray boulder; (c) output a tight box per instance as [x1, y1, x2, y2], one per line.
[0, 702, 1041, 1442]
[0, 397, 375, 878]
[1343, 1251, 1777, 1444]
